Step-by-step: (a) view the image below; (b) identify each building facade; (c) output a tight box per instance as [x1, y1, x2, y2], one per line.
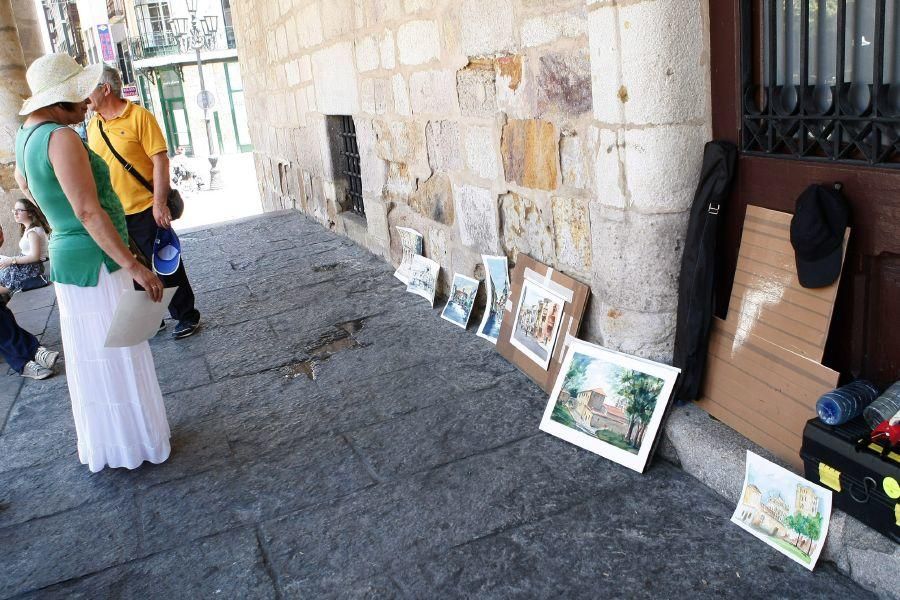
[127, 0, 251, 157]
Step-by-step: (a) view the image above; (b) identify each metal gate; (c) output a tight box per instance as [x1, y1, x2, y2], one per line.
[337, 115, 365, 215]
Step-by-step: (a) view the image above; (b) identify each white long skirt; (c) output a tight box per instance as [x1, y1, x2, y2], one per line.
[55, 265, 171, 472]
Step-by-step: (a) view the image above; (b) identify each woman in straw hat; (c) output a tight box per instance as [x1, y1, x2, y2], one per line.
[14, 53, 171, 472]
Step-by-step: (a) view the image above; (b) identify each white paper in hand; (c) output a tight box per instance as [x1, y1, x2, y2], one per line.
[104, 287, 178, 348]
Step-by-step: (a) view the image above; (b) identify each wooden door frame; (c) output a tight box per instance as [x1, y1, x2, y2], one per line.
[709, 1, 900, 385]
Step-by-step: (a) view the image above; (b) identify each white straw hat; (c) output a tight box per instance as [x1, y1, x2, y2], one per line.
[19, 53, 104, 115]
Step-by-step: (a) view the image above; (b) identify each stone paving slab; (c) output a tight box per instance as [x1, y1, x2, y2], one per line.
[0, 211, 877, 598]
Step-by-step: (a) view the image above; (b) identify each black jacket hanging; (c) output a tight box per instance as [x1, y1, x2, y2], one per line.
[672, 140, 737, 403]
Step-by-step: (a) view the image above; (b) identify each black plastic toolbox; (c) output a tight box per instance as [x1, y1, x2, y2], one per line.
[800, 416, 900, 543]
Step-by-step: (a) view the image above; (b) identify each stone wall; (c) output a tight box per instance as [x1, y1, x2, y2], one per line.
[230, 0, 711, 362]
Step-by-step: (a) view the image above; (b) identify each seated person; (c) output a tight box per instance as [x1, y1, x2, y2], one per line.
[0, 199, 50, 295]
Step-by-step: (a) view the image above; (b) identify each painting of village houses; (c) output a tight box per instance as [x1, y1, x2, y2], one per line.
[441, 274, 479, 329]
[510, 280, 565, 370]
[477, 255, 511, 343]
[731, 452, 832, 571]
[539, 340, 680, 473]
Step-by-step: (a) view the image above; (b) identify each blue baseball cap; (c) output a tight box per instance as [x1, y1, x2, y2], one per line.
[152, 227, 181, 276]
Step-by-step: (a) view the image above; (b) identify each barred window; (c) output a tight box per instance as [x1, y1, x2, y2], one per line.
[742, 0, 900, 167]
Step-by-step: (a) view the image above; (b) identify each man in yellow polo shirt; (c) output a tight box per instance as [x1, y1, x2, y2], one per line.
[88, 65, 201, 339]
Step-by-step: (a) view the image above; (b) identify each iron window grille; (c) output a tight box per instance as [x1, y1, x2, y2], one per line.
[741, 0, 900, 168]
[337, 116, 365, 216]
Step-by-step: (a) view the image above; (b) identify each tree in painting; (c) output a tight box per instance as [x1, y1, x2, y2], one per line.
[785, 512, 823, 556]
[614, 368, 664, 449]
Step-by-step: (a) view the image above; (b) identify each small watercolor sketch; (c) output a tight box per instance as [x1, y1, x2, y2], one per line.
[539, 339, 679, 473]
[394, 227, 424, 284]
[731, 451, 832, 571]
[406, 255, 440, 306]
[477, 255, 510, 344]
[441, 274, 480, 329]
[509, 279, 565, 370]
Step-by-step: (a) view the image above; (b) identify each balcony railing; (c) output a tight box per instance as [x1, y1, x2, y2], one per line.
[130, 33, 180, 61]
[107, 0, 125, 21]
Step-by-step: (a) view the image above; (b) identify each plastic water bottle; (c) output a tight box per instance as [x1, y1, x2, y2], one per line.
[816, 380, 880, 426]
[863, 381, 900, 428]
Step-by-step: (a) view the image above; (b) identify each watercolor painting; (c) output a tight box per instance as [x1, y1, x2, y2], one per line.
[406, 255, 440, 306]
[441, 274, 480, 329]
[394, 227, 424, 284]
[539, 339, 680, 473]
[477, 255, 510, 344]
[509, 279, 565, 370]
[731, 451, 832, 571]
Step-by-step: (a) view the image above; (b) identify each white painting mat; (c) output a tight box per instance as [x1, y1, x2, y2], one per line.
[406, 255, 440, 306]
[105, 287, 178, 348]
[509, 278, 566, 370]
[441, 274, 480, 329]
[538, 338, 679, 473]
[730, 451, 832, 571]
[393, 226, 423, 284]
[477, 255, 509, 343]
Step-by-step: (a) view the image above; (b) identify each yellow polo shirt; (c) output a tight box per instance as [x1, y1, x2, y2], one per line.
[87, 101, 169, 215]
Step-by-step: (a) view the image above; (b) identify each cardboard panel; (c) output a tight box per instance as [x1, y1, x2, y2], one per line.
[698, 317, 840, 468]
[496, 255, 590, 393]
[727, 205, 847, 362]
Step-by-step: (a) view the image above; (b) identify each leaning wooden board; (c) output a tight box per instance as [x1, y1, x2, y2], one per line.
[697, 205, 848, 469]
[698, 318, 839, 470]
[728, 205, 846, 363]
[496, 255, 590, 394]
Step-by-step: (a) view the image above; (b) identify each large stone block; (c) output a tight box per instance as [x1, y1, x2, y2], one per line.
[459, 0, 516, 55]
[551, 197, 592, 277]
[298, 3, 324, 48]
[321, 0, 355, 40]
[560, 134, 588, 190]
[397, 20, 441, 65]
[622, 124, 708, 214]
[592, 128, 626, 209]
[425, 120, 462, 172]
[312, 42, 360, 114]
[453, 184, 500, 253]
[380, 31, 396, 69]
[500, 119, 559, 191]
[392, 73, 411, 116]
[384, 161, 418, 200]
[521, 9, 587, 48]
[588, 302, 678, 362]
[536, 48, 592, 116]
[499, 191, 554, 265]
[588, 0, 708, 125]
[589, 204, 688, 313]
[354, 117, 387, 197]
[409, 172, 455, 225]
[356, 36, 380, 72]
[457, 61, 497, 118]
[373, 119, 426, 165]
[464, 125, 500, 180]
[409, 69, 458, 115]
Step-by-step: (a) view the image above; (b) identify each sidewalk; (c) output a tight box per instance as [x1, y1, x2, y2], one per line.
[0, 211, 876, 598]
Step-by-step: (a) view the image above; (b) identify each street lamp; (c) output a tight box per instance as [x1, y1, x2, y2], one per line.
[168, 1, 222, 190]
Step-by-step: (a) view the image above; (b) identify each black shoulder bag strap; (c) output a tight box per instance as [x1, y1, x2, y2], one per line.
[96, 120, 155, 193]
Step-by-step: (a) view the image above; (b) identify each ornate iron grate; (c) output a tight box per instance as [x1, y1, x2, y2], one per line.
[741, 0, 900, 167]
[337, 115, 365, 216]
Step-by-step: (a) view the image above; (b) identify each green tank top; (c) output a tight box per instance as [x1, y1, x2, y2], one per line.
[14, 122, 129, 287]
